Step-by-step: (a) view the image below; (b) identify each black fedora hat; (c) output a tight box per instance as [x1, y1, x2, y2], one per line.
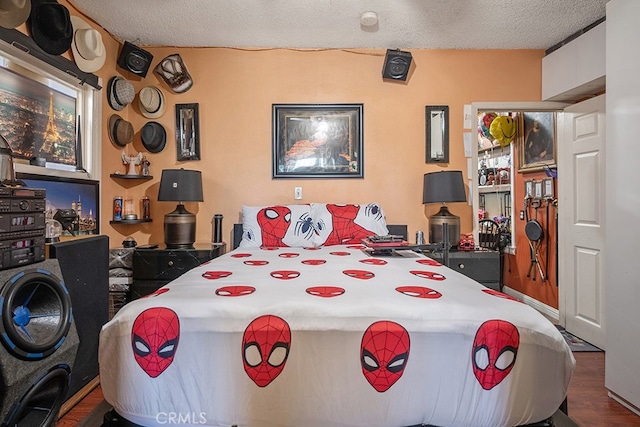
[141, 121, 166, 153]
[27, 0, 72, 55]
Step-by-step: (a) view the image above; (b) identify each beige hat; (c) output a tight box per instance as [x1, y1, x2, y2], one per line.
[108, 114, 134, 147]
[70, 15, 106, 73]
[0, 0, 30, 29]
[138, 86, 166, 119]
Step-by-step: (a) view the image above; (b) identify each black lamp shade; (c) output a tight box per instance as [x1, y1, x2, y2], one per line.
[158, 169, 203, 202]
[422, 170, 466, 204]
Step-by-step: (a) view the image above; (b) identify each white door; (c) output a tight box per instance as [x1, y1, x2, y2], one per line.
[558, 94, 606, 350]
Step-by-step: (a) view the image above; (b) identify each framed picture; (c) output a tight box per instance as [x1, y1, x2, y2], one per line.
[175, 103, 200, 161]
[543, 178, 554, 199]
[534, 180, 543, 199]
[272, 104, 363, 178]
[518, 112, 557, 173]
[525, 179, 534, 198]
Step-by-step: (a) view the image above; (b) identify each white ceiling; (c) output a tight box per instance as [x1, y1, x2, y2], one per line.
[68, 0, 607, 50]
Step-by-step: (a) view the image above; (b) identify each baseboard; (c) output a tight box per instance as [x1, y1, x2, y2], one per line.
[59, 376, 100, 417]
[502, 286, 560, 323]
[608, 391, 640, 417]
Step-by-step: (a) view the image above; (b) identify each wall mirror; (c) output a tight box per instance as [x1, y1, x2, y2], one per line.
[426, 105, 449, 163]
[175, 103, 200, 161]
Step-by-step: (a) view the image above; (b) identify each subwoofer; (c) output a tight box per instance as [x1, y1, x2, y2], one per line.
[0, 259, 80, 427]
[382, 49, 413, 81]
[47, 235, 109, 401]
[117, 41, 153, 78]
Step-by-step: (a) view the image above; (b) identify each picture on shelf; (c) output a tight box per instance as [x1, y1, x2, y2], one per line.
[17, 173, 99, 235]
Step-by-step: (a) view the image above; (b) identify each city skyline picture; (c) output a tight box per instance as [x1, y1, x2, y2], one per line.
[0, 63, 77, 166]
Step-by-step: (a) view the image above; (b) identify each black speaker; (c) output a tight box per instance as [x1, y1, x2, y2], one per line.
[0, 259, 80, 427]
[382, 49, 412, 81]
[117, 41, 154, 78]
[47, 235, 109, 401]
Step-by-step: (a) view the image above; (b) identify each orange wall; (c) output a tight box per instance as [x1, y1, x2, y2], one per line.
[100, 46, 544, 249]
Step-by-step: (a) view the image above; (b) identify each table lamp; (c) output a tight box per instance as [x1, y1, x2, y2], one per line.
[422, 170, 467, 247]
[158, 168, 203, 248]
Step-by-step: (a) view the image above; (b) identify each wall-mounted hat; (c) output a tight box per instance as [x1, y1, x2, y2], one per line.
[70, 15, 105, 73]
[154, 54, 193, 94]
[138, 86, 166, 119]
[108, 114, 134, 147]
[0, 0, 31, 29]
[27, 0, 72, 55]
[141, 121, 166, 153]
[107, 76, 135, 111]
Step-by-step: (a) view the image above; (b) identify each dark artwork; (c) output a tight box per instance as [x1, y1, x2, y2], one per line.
[0, 65, 77, 165]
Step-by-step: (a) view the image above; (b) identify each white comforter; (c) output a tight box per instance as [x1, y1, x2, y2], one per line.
[99, 245, 575, 427]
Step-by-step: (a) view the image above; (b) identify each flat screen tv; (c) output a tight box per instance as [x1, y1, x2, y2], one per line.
[16, 172, 99, 236]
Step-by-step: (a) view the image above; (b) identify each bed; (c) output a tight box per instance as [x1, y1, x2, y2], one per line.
[99, 203, 575, 427]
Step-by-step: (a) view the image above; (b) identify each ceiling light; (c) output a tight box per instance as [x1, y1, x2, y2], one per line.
[360, 11, 378, 27]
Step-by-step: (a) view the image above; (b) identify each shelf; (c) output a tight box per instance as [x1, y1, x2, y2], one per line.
[478, 184, 511, 193]
[110, 174, 153, 180]
[110, 219, 153, 225]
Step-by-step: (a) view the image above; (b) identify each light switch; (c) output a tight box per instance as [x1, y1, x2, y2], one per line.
[294, 187, 303, 200]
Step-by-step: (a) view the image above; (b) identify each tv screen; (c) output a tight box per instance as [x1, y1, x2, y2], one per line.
[16, 172, 99, 236]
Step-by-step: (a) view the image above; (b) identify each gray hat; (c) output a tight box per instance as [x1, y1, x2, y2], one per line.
[0, 0, 31, 29]
[107, 76, 135, 111]
[141, 121, 166, 153]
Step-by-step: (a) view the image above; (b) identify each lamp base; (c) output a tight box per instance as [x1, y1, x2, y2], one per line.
[164, 204, 196, 249]
[429, 205, 460, 248]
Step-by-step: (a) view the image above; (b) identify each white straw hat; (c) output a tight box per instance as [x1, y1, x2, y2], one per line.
[138, 86, 166, 119]
[70, 15, 106, 73]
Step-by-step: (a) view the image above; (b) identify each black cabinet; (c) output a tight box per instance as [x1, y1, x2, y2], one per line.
[132, 243, 225, 299]
[430, 249, 501, 291]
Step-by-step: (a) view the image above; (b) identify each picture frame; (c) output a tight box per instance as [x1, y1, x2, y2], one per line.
[543, 178, 554, 199]
[518, 111, 557, 173]
[525, 179, 534, 198]
[534, 180, 543, 199]
[175, 103, 200, 161]
[272, 104, 363, 178]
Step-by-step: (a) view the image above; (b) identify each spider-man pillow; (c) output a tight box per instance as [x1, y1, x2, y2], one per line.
[310, 202, 388, 246]
[239, 204, 316, 248]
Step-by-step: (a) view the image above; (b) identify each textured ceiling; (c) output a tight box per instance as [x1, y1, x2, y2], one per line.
[68, 0, 607, 50]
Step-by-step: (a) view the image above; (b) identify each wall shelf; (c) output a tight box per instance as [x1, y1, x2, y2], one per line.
[110, 174, 153, 180]
[110, 219, 152, 225]
[479, 184, 511, 193]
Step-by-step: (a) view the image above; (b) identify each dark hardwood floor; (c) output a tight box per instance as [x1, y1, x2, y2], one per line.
[57, 352, 639, 426]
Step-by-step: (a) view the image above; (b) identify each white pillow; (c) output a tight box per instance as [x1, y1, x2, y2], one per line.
[239, 204, 315, 248]
[310, 202, 388, 246]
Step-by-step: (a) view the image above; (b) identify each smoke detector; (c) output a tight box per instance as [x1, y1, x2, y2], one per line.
[360, 11, 378, 27]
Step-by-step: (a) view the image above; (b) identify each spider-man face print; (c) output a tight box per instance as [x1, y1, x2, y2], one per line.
[324, 204, 371, 245]
[472, 319, 520, 390]
[416, 258, 442, 267]
[215, 285, 256, 297]
[301, 259, 326, 265]
[343, 269, 374, 280]
[360, 320, 410, 392]
[244, 260, 269, 266]
[360, 258, 387, 266]
[396, 286, 442, 299]
[330, 251, 350, 256]
[279, 252, 300, 258]
[306, 286, 345, 298]
[482, 289, 520, 302]
[257, 206, 291, 247]
[242, 315, 291, 387]
[131, 307, 179, 378]
[231, 253, 252, 258]
[410, 270, 446, 281]
[143, 288, 170, 298]
[202, 271, 233, 280]
[270, 270, 300, 280]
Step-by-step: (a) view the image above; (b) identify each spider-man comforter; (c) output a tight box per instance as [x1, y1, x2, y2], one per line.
[99, 245, 575, 427]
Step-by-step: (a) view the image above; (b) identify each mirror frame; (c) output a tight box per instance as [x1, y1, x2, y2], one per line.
[175, 103, 201, 161]
[425, 105, 449, 163]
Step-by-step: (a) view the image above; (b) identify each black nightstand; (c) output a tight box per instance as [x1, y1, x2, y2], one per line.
[131, 243, 226, 299]
[429, 249, 501, 291]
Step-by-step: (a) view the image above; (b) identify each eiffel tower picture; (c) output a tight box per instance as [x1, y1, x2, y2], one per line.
[42, 92, 60, 152]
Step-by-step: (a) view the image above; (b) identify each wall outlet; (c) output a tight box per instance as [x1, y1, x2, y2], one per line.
[520, 210, 525, 220]
[294, 187, 303, 200]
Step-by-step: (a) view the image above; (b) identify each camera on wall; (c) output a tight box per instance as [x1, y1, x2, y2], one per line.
[117, 41, 154, 77]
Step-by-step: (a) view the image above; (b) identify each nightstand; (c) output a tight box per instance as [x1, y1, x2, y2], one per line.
[429, 249, 501, 291]
[131, 243, 226, 299]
